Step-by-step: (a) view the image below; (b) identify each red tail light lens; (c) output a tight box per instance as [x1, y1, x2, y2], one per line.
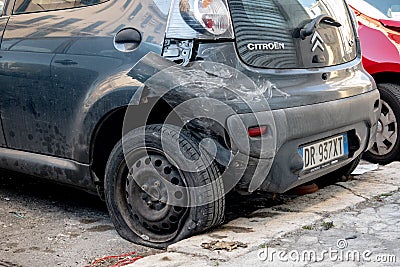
[248, 126, 268, 137]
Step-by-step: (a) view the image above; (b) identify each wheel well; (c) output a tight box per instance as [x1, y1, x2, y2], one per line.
[90, 107, 126, 183]
[90, 99, 177, 184]
[372, 72, 400, 86]
[90, 98, 232, 186]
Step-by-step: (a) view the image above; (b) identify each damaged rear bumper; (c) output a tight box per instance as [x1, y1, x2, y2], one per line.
[226, 89, 380, 193]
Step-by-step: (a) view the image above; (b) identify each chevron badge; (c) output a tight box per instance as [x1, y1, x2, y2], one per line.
[311, 31, 325, 52]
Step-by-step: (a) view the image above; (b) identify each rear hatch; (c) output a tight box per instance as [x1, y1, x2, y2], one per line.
[228, 0, 357, 69]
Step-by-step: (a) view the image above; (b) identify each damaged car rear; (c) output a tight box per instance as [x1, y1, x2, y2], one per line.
[0, 0, 380, 248]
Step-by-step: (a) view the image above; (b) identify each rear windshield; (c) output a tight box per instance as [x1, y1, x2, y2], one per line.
[229, 0, 356, 68]
[240, 0, 351, 29]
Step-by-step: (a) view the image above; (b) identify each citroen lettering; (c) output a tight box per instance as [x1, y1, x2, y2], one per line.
[247, 42, 285, 51]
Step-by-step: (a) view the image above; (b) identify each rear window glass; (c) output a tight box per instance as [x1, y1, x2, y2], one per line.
[228, 0, 356, 68]
[239, 0, 352, 32]
[13, 0, 110, 14]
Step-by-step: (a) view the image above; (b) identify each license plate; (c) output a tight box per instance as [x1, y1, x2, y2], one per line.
[298, 134, 349, 171]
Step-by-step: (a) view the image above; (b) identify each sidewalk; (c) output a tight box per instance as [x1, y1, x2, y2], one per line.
[129, 162, 400, 267]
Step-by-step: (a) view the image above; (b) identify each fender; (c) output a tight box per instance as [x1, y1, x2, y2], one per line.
[71, 73, 143, 163]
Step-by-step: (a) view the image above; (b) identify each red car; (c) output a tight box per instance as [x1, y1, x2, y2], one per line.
[349, 0, 400, 164]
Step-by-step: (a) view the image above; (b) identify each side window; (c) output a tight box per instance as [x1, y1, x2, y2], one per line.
[13, 0, 109, 14]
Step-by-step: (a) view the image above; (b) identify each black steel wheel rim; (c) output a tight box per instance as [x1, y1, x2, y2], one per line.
[116, 148, 188, 243]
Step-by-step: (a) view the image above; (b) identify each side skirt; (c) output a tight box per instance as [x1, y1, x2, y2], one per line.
[0, 147, 95, 191]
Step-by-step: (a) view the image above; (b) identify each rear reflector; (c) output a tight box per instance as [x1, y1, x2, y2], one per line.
[248, 126, 267, 137]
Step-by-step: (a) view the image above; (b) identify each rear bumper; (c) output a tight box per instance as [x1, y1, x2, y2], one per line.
[226, 89, 380, 193]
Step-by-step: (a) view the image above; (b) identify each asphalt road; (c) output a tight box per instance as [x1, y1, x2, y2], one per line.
[0, 169, 288, 267]
[0, 171, 159, 267]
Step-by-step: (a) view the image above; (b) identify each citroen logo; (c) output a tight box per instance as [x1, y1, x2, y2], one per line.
[247, 42, 285, 51]
[311, 31, 325, 52]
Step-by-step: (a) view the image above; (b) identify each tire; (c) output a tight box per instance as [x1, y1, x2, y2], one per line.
[364, 83, 400, 165]
[104, 124, 225, 248]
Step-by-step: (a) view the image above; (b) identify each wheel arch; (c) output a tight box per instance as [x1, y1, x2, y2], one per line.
[372, 71, 400, 86]
[89, 97, 179, 184]
[89, 98, 232, 186]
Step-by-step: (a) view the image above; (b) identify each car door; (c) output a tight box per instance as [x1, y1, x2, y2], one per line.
[0, 0, 14, 147]
[0, 0, 169, 160]
[0, 1, 70, 153]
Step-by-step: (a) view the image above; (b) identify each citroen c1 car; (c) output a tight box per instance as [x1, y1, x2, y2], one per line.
[0, 0, 380, 247]
[348, 0, 400, 164]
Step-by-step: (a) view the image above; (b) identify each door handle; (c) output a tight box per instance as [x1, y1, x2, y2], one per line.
[114, 28, 142, 52]
[54, 59, 78, 65]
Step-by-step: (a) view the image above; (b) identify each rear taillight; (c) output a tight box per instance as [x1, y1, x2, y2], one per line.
[166, 0, 234, 40]
[191, 0, 230, 35]
[248, 126, 268, 137]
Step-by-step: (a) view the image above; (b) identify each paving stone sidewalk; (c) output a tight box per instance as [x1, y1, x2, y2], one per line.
[228, 190, 400, 267]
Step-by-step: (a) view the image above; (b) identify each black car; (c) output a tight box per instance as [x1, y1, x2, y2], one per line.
[0, 0, 380, 247]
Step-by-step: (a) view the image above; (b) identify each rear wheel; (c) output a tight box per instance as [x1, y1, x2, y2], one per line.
[104, 124, 225, 248]
[364, 83, 400, 164]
